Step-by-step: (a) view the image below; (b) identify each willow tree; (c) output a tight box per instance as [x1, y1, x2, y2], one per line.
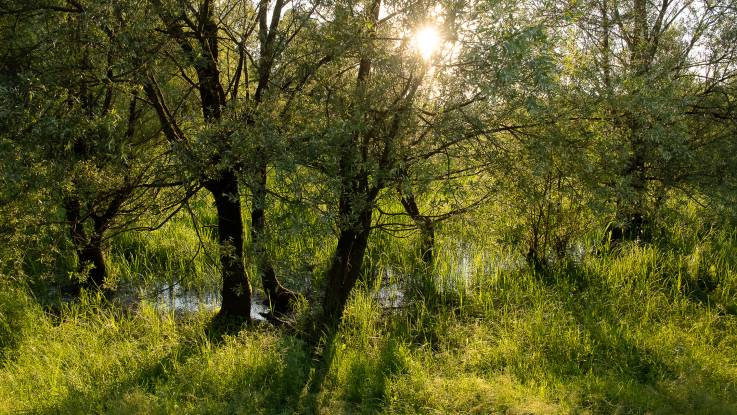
[281, 0, 419, 322]
[0, 0, 186, 292]
[571, 0, 737, 241]
[391, 0, 564, 268]
[141, 0, 324, 318]
[463, 1, 593, 267]
[284, 0, 499, 322]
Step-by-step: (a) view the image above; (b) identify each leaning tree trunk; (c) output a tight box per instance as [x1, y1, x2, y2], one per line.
[246, 0, 297, 316]
[399, 192, 435, 265]
[322, 206, 373, 324]
[321, 0, 382, 325]
[419, 222, 435, 264]
[206, 171, 252, 320]
[398, 190, 440, 302]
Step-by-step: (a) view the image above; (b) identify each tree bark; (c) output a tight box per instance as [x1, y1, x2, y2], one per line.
[399, 192, 435, 264]
[249, 0, 296, 315]
[64, 198, 108, 290]
[145, 1, 253, 320]
[79, 232, 106, 289]
[206, 171, 252, 319]
[627, 0, 649, 239]
[608, 0, 652, 244]
[322, 206, 373, 324]
[76, 246, 106, 288]
[321, 0, 382, 324]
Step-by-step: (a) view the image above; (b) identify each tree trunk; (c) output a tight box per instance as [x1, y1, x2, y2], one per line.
[79, 235, 106, 289]
[627, 135, 648, 239]
[320, 0, 381, 324]
[248, 0, 296, 315]
[206, 171, 251, 320]
[251, 161, 296, 314]
[419, 222, 435, 264]
[611, 119, 649, 243]
[146, 1, 252, 321]
[64, 198, 106, 290]
[322, 207, 373, 324]
[398, 191, 440, 300]
[399, 192, 435, 265]
[603, 0, 654, 247]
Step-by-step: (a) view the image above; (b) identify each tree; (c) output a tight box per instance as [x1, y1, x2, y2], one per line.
[570, 0, 737, 241]
[141, 0, 324, 319]
[0, 0, 187, 293]
[298, 0, 503, 322]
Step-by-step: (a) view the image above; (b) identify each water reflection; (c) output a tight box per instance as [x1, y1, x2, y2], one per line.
[125, 281, 269, 320]
[111, 241, 589, 320]
[375, 283, 404, 308]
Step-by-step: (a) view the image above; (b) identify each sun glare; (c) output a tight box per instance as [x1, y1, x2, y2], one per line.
[413, 26, 441, 60]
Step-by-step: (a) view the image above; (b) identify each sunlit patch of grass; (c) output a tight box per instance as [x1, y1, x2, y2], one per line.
[0, 294, 181, 413]
[0, 292, 310, 414]
[387, 373, 562, 414]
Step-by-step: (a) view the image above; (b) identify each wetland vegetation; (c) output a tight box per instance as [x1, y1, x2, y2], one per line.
[1, 0, 737, 413]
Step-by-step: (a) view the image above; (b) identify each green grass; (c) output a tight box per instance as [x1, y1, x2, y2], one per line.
[1, 205, 737, 414]
[107, 199, 220, 294]
[0, 294, 311, 414]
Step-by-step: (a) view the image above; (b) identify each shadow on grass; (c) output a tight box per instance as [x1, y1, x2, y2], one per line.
[297, 324, 409, 415]
[31, 314, 313, 414]
[298, 326, 339, 415]
[543, 264, 737, 413]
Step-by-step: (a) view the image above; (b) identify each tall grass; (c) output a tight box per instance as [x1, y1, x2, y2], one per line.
[1, 200, 736, 414]
[108, 198, 221, 296]
[0, 293, 310, 414]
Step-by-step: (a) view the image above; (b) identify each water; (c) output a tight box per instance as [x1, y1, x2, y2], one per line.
[375, 282, 404, 308]
[114, 240, 586, 319]
[117, 281, 269, 320]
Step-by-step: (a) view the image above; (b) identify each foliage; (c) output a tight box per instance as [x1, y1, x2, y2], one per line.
[1, 0, 737, 412]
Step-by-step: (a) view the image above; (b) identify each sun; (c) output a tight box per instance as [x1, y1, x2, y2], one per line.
[413, 26, 441, 60]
